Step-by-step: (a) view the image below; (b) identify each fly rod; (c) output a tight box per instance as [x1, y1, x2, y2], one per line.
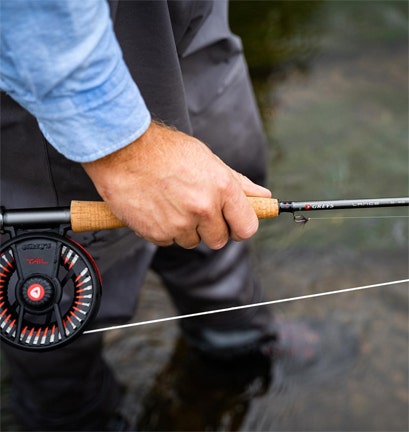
[1, 197, 408, 352]
[1, 197, 408, 232]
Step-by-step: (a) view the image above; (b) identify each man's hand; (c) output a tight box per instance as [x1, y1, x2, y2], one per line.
[82, 121, 271, 249]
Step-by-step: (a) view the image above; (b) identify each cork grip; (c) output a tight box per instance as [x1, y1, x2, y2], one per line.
[70, 201, 127, 232]
[247, 197, 279, 219]
[70, 197, 280, 232]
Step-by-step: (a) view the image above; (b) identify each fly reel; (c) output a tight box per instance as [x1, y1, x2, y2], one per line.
[0, 230, 101, 351]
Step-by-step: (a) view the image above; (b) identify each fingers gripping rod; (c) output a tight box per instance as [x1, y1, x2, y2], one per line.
[1, 197, 408, 232]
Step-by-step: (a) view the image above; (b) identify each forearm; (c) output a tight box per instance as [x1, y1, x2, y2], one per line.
[1, 1, 271, 248]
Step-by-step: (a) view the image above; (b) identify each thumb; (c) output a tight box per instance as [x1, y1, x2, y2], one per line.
[234, 171, 272, 198]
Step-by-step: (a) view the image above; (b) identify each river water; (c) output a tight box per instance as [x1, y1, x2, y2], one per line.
[1, 1, 408, 431]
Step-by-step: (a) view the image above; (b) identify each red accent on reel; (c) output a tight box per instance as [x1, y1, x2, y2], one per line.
[27, 284, 45, 302]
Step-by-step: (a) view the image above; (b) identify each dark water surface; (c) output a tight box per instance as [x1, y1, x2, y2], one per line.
[1, 1, 408, 431]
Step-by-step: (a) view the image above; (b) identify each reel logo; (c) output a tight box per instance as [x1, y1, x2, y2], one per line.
[22, 243, 52, 250]
[26, 257, 49, 265]
[27, 283, 45, 302]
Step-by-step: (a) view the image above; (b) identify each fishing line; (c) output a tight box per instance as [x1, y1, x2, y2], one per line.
[303, 215, 409, 221]
[291, 213, 409, 224]
[84, 278, 409, 335]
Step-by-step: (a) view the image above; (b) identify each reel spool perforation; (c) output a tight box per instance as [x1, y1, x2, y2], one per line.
[0, 231, 101, 351]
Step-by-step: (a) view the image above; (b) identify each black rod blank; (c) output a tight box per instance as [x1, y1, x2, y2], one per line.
[279, 197, 409, 213]
[0, 207, 71, 230]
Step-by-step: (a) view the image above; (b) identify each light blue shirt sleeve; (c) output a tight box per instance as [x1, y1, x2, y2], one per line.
[0, 0, 151, 162]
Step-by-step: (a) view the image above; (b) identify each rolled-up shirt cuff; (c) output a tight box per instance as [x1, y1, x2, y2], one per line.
[36, 61, 151, 163]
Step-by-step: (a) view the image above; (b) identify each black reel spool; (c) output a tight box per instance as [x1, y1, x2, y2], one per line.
[0, 231, 101, 351]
